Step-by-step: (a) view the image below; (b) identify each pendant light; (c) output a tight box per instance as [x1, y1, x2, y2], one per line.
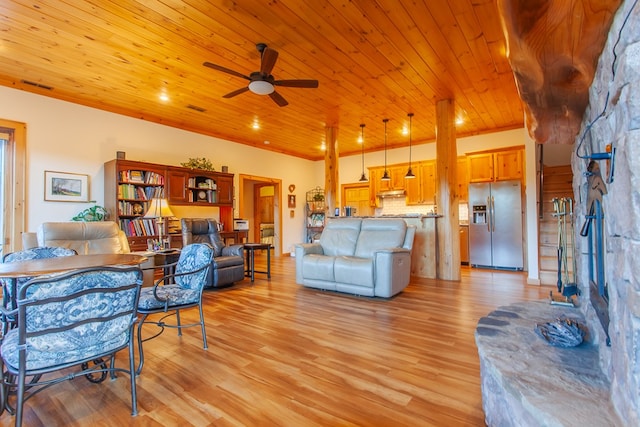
[381, 118, 391, 181]
[358, 123, 368, 182]
[405, 112, 416, 179]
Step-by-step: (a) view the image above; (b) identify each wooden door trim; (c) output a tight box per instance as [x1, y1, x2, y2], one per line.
[238, 174, 282, 256]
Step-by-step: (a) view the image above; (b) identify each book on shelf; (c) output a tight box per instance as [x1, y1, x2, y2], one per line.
[129, 170, 145, 183]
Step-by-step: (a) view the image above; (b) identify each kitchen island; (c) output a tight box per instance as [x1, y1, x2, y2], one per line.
[399, 214, 440, 279]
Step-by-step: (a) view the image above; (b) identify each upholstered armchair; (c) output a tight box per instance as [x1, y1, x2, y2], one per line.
[0, 266, 143, 425]
[181, 218, 245, 288]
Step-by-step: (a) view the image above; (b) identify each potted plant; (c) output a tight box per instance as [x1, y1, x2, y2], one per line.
[180, 157, 215, 171]
[312, 192, 324, 210]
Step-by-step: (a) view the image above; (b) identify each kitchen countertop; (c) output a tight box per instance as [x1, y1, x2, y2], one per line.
[332, 214, 442, 219]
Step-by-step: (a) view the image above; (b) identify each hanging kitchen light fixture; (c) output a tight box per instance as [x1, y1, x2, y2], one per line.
[381, 118, 391, 181]
[358, 123, 368, 182]
[405, 112, 415, 179]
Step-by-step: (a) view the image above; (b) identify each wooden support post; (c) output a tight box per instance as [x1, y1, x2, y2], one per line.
[435, 98, 461, 281]
[324, 126, 339, 217]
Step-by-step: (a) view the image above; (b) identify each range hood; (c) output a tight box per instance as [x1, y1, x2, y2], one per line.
[376, 189, 406, 198]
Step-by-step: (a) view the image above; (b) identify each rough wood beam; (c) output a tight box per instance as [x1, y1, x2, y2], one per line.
[435, 98, 460, 281]
[496, 0, 621, 144]
[324, 126, 339, 216]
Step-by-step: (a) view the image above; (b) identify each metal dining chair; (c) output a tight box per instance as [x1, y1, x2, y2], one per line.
[136, 243, 213, 374]
[0, 266, 143, 426]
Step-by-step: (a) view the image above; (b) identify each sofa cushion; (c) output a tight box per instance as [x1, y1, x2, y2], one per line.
[37, 222, 127, 255]
[354, 218, 406, 258]
[334, 256, 374, 287]
[301, 254, 336, 282]
[319, 218, 362, 257]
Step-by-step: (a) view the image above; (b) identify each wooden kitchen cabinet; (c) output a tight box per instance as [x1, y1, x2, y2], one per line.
[456, 157, 469, 201]
[420, 161, 437, 205]
[468, 147, 523, 182]
[390, 166, 407, 190]
[468, 153, 494, 182]
[494, 149, 523, 181]
[405, 166, 421, 204]
[406, 161, 436, 205]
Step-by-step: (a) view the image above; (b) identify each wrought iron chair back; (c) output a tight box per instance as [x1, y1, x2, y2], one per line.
[0, 266, 143, 426]
[1, 247, 77, 332]
[136, 243, 213, 374]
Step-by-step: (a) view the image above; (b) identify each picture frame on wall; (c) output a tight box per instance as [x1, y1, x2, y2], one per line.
[288, 194, 296, 208]
[44, 170, 89, 202]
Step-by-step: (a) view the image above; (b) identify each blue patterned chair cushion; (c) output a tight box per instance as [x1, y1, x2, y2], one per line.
[1, 327, 128, 371]
[1, 268, 140, 371]
[137, 285, 200, 309]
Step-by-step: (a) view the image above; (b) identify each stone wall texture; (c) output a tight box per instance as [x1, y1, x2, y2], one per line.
[573, 0, 640, 423]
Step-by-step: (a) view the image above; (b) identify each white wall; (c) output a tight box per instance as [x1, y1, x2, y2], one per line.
[0, 86, 320, 253]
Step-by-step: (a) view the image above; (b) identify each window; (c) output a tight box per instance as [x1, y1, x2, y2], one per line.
[0, 120, 26, 257]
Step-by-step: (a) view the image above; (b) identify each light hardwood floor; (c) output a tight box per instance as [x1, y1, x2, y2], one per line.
[1, 255, 549, 427]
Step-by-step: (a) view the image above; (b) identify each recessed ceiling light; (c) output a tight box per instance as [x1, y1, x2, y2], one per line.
[264, 140, 270, 144]
[252, 119, 260, 130]
[456, 117, 464, 125]
[159, 93, 169, 102]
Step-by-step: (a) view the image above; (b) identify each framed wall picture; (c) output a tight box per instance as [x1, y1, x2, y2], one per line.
[288, 194, 296, 208]
[44, 170, 89, 202]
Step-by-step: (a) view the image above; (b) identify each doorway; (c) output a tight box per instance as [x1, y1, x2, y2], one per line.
[238, 174, 282, 256]
[0, 119, 27, 257]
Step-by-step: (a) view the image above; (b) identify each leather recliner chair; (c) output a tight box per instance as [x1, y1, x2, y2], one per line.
[181, 218, 245, 288]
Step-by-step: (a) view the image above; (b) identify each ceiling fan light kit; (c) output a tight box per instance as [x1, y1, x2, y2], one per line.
[248, 80, 274, 95]
[203, 43, 319, 107]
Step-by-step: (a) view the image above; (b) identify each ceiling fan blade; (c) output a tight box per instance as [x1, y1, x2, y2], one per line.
[274, 79, 319, 88]
[260, 47, 279, 75]
[223, 87, 250, 98]
[269, 91, 289, 107]
[203, 62, 251, 80]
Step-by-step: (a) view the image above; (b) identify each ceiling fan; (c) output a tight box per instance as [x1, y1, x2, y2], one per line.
[203, 43, 319, 107]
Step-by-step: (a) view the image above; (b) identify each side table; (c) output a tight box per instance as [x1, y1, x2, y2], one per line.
[243, 243, 272, 282]
[152, 250, 181, 281]
[132, 250, 181, 285]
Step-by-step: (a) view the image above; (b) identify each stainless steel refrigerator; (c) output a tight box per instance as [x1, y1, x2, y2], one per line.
[468, 180, 523, 269]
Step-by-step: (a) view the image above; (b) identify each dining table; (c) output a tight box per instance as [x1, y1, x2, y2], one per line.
[0, 253, 148, 310]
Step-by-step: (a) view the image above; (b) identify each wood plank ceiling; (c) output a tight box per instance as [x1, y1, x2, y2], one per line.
[0, 1, 618, 161]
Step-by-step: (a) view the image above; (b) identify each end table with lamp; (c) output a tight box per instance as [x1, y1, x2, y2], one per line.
[144, 197, 174, 250]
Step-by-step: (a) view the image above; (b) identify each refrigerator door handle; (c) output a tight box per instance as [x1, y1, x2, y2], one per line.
[486, 196, 491, 232]
[491, 196, 496, 232]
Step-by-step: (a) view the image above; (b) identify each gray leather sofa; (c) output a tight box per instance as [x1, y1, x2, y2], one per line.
[181, 218, 245, 288]
[295, 217, 416, 298]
